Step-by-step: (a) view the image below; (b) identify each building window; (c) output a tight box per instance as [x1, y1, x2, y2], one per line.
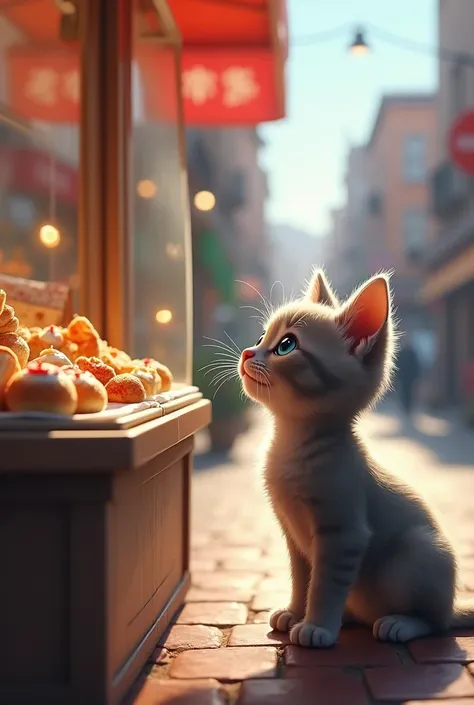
[403, 207, 427, 254]
[402, 135, 427, 182]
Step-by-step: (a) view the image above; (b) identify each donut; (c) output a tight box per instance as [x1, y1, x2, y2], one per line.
[63, 369, 107, 413]
[0, 333, 30, 368]
[105, 373, 146, 403]
[142, 358, 173, 392]
[76, 356, 116, 385]
[0, 290, 6, 315]
[0, 346, 21, 408]
[5, 361, 78, 415]
[33, 348, 73, 367]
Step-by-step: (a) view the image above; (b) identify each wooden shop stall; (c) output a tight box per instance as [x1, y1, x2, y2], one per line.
[0, 1, 287, 704]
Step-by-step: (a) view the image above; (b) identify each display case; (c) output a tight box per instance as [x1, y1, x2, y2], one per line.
[0, 2, 209, 704]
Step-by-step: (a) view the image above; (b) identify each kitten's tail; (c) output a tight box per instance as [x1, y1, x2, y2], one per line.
[451, 598, 474, 628]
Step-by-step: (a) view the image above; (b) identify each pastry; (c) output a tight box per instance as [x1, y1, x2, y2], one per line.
[66, 316, 101, 358]
[0, 332, 30, 368]
[100, 347, 134, 374]
[64, 369, 107, 413]
[0, 291, 30, 367]
[0, 305, 19, 334]
[0, 346, 21, 408]
[142, 358, 173, 392]
[105, 373, 146, 403]
[5, 361, 78, 415]
[39, 325, 64, 348]
[33, 348, 73, 368]
[130, 366, 158, 397]
[76, 356, 116, 385]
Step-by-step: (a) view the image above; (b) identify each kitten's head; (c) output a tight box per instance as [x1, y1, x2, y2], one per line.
[239, 270, 395, 422]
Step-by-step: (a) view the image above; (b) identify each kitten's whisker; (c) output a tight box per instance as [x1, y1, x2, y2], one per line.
[223, 330, 241, 354]
[203, 337, 240, 356]
[270, 280, 285, 308]
[236, 280, 273, 320]
[213, 372, 239, 398]
[240, 304, 266, 319]
[203, 364, 238, 379]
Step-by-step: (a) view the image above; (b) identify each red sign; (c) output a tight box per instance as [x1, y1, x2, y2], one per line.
[0, 147, 78, 205]
[7, 47, 283, 126]
[448, 110, 474, 175]
[7, 50, 80, 123]
[181, 49, 282, 125]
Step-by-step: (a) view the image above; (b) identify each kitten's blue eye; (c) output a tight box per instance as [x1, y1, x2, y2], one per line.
[275, 334, 298, 356]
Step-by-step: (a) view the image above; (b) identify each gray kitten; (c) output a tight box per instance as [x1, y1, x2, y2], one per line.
[238, 270, 474, 648]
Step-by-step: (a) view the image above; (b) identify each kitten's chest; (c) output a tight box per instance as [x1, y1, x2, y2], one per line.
[264, 451, 328, 554]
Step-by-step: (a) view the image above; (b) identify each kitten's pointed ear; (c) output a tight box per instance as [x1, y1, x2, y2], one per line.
[336, 276, 390, 353]
[305, 270, 339, 307]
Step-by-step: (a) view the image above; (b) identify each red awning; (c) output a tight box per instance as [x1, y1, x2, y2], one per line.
[1, 0, 288, 125]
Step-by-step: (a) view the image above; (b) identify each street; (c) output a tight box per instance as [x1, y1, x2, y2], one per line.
[136, 403, 474, 704]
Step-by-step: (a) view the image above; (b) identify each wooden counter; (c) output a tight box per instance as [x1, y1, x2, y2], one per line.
[0, 399, 211, 705]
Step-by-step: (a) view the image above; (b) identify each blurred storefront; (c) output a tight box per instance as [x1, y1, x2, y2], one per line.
[421, 0, 474, 408]
[0, 1, 288, 703]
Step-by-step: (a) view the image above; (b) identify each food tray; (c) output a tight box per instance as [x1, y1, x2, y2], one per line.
[0, 385, 202, 432]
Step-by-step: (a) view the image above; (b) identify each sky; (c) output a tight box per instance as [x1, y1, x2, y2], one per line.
[260, 0, 437, 236]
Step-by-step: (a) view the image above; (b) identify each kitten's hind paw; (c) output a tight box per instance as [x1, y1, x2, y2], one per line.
[290, 622, 337, 648]
[373, 615, 432, 643]
[269, 609, 301, 633]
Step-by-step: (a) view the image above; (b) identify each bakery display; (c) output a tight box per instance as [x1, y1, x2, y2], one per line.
[5, 362, 78, 415]
[64, 369, 108, 414]
[0, 292, 177, 418]
[105, 374, 147, 403]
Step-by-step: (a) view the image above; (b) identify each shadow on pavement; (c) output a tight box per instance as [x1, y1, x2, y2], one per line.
[372, 399, 474, 468]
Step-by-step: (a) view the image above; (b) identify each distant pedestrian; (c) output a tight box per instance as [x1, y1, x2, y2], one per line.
[397, 334, 422, 416]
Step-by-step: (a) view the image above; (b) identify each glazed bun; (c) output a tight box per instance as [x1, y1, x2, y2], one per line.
[142, 358, 173, 392]
[0, 346, 21, 408]
[5, 362, 78, 415]
[76, 356, 115, 385]
[64, 369, 108, 413]
[105, 373, 146, 403]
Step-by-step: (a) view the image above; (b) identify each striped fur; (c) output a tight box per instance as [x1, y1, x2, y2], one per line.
[239, 270, 473, 648]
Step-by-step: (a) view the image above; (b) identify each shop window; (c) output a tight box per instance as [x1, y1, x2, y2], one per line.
[0, 2, 80, 305]
[402, 135, 427, 183]
[131, 1, 191, 383]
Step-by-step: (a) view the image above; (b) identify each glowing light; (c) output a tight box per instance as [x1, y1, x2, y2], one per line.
[194, 190, 216, 212]
[166, 242, 183, 260]
[155, 309, 173, 324]
[349, 28, 370, 56]
[39, 224, 61, 248]
[137, 179, 157, 198]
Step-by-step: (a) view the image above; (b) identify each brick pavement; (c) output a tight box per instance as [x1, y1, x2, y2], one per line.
[133, 404, 474, 705]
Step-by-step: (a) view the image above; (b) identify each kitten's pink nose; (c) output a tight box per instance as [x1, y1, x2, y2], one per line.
[242, 349, 255, 362]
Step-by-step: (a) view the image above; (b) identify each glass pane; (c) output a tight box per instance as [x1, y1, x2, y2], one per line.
[131, 5, 191, 384]
[0, 1, 80, 305]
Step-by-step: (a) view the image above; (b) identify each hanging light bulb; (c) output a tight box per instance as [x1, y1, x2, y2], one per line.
[39, 224, 61, 248]
[349, 27, 370, 56]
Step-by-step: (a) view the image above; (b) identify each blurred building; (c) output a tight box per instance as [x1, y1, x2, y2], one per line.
[269, 224, 324, 302]
[326, 93, 436, 340]
[187, 128, 270, 350]
[422, 0, 474, 406]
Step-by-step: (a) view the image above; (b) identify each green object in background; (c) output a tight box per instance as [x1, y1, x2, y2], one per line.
[198, 229, 236, 305]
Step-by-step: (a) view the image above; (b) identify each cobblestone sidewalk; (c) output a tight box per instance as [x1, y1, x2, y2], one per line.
[134, 404, 474, 704]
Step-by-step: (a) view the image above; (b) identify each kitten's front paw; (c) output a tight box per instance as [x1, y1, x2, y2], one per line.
[290, 622, 337, 648]
[269, 609, 301, 633]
